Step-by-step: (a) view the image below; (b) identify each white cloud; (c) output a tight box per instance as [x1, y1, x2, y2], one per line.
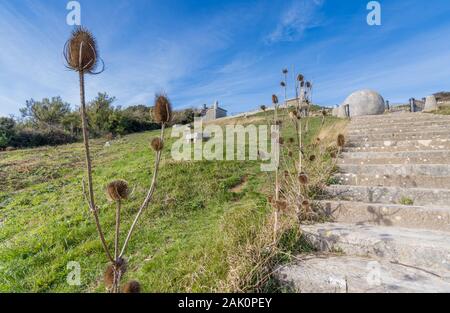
[266, 0, 325, 44]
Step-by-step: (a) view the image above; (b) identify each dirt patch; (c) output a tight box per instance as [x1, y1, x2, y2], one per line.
[230, 176, 248, 193]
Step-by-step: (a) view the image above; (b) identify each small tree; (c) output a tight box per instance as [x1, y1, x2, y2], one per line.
[20, 97, 71, 130]
[0, 117, 16, 149]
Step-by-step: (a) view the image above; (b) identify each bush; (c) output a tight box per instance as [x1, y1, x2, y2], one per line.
[0, 117, 16, 149]
[10, 128, 78, 148]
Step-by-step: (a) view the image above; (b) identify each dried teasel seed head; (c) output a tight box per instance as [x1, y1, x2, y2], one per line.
[322, 109, 327, 116]
[64, 26, 101, 73]
[279, 137, 284, 145]
[106, 180, 129, 201]
[275, 200, 288, 212]
[115, 257, 128, 275]
[284, 170, 289, 178]
[337, 134, 345, 148]
[306, 81, 312, 88]
[280, 81, 286, 88]
[297, 74, 304, 82]
[153, 93, 173, 124]
[300, 81, 305, 87]
[267, 195, 274, 204]
[298, 172, 309, 185]
[260, 105, 267, 111]
[330, 151, 337, 158]
[301, 200, 311, 209]
[309, 155, 316, 162]
[151, 137, 164, 151]
[276, 120, 283, 126]
[272, 94, 279, 104]
[282, 68, 288, 74]
[289, 137, 295, 144]
[122, 280, 141, 293]
[104, 264, 115, 289]
[288, 151, 293, 157]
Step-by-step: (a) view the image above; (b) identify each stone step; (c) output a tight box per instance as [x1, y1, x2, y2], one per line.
[301, 222, 450, 273]
[351, 113, 450, 122]
[338, 156, 450, 165]
[348, 131, 450, 142]
[325, 185, 450, 206]
[349, 119, 450, 129]
[338, 163, 450, 177]
[315, 200, 450, 232]
[332, 173, 450, 189]
[275, 255, 450, 293]
[346, 138, 450, 151]
[348, 124, 450, 134]
[340, 150, 450, 163]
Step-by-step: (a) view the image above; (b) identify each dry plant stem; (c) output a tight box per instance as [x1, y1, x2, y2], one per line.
[273, 105, 279, 245]
[79, 71, 113, 263]
[114, 200, 121, 261]
[120, 124, 166, 258]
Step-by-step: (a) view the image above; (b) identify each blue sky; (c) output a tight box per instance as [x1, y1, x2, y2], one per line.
[1, 0, 450, 116]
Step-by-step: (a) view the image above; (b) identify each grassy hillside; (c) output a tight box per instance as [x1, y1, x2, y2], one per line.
[0, 113, 343, 292]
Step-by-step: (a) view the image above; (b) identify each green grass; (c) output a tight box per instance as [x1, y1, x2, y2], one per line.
[436, 106, 450, 115]
[0, 114, 339, 292]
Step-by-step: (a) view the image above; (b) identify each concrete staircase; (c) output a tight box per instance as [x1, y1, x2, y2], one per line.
[275, 113, 450, 293]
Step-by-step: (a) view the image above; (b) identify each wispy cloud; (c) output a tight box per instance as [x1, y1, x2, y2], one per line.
[265, 0, 325, 44]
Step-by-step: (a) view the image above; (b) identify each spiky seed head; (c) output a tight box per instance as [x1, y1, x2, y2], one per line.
[298, 172, 309, 185]
[153, 93, 172, 124]
[297, 74, 304, 82]
[104, 264, 115, 289]
[106, 180, 129, 201]
[276, 120, 282, 126]
[151, 137, 164, 151]
[64, 26, 100, 73]
[288, 151, 293, 157]
[337, 134, 345, 148]
[316, 137, 321, 143]
[260, 105, 266, 111]
[284, 170, 289, 178]
[280, 81, 286, 87]
[122, 280, 141, 293]
[300, 81, 305, 87]
[279, 137, 284, 145]
[306, 81, 312, 88]
[301, 200, 310, 209]
[115, 257, 128, 275]
[267, 195, 274, 204]
[330, 151, 337, 158]
[272, 94, 279, 104]
[289, 111, 297, 119]
[275, 200, 288, 212]
[309, 155, 316, 162]
[282, 68, 288, 74]
[322, 109, 327, 116]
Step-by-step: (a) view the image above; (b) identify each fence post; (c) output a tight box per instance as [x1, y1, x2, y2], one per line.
[409, 98, 416, 113]
[344, 104, 350, 118]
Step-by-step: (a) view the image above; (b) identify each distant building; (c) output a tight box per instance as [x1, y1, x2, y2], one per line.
[202, 101, 227, 122]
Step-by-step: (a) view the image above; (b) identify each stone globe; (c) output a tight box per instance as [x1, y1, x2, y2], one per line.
[342, 89, 385, 117]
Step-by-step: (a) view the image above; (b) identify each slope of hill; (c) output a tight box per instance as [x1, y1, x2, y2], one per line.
[0, 113, 341, 292]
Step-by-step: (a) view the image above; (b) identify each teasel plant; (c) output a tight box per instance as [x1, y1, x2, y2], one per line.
[64, 27, 172, 292]
[271, 94, 280, 244]
[282, 68, 289, 108]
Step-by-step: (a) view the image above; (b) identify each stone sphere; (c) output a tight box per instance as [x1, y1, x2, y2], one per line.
[342, 89, 385, 117]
